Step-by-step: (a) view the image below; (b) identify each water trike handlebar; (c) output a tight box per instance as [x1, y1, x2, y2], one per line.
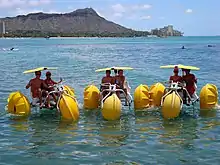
[47, 79, 66, 89]
[100, 83, 120, 89]
[100, 83, 111, 87]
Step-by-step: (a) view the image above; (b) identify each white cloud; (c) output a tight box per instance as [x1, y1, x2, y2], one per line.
[12, 7, 61, 16]
[142, 4, 152, 9]
[0, 0, 25, 8]
[111, 3, 151, 13]
[110, 3, 152, 20]
[29, 0, 50, 6]
[113, 13, 122, 17]
[28, 1, 39, 6]
[15, 8, 42, 15]
[39, 0, 50, 5]
[0, 0, 51, 8]
[185, 9, 192, 13]
[111, 4, 126, 13]
[0, 0, 52, 16]
[140, 15, 151, 20]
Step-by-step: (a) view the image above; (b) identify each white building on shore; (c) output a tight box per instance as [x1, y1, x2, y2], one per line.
[0, 21, 6, 36]
[151, 25, 183, 37]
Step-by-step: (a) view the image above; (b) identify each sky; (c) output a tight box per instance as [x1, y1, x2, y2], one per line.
[0, 0, 219, 36]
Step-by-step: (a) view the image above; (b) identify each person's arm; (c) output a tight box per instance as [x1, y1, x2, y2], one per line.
[169, 76, 172, 83]
[51, 80, 58, 85]
[57, 78, 63, 84]
[41, 80, 48, 89]
[100, 77, 105, 91]
[26, 80, 31, 89]
[179, 77, 184, 87]
[122, 77, 126, 88]
[111, 77, 115, 84]
[52, 78, 63, 84]
[194, 75, 197, 84]
[101, 77, 105, 84]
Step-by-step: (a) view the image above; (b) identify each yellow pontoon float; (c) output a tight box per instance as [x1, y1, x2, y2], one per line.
[134, 64, 218, 119]
[6, 67, 79, 121]
[83, 66, 133, 120]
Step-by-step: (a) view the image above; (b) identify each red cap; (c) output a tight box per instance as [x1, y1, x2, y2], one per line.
[46, 71, 51, 76]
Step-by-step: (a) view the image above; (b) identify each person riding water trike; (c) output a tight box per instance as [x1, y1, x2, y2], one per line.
[167, 66, 185, 100]
[169, 66, 183, 84]
[182, 68, 199, 104]
[43, 71, 62, 108]
[25, 71, 48, 108]
[100, 70, 115, 97]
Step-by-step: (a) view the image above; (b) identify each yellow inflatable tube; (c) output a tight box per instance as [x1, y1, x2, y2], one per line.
[83, 85, 100, 109]
[200, 84, 218, 110]
[58, 93, 79, 121]
[149, 82, 165, 107]
[63, 85, 76, 97]
[102, 93, 121, 120]
[134, 84, 150, 110]
[7, 91, 31, 116]
[161, 91, 181, 119]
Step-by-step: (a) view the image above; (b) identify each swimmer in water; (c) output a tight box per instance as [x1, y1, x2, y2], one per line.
[181, 46, 185, 49]
[10, 48, 14, 51]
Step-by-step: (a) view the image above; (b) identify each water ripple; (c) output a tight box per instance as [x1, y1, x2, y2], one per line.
[0, 37, 220, 165]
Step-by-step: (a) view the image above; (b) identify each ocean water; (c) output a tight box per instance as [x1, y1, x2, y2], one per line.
[0, 36, 220, 165]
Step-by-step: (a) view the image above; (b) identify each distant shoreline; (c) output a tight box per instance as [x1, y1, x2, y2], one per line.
[1, 36, 149, 38]
[0, 8, 183, 39]
[0, 35, 183, 39]
[0, 31, 182, 38]
[1, 36, 219, 40]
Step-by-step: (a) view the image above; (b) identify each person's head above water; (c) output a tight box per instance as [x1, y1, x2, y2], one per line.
[105, 70, 111, 76]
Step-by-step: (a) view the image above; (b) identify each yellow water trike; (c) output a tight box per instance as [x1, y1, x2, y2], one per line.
[6, 67, 79, 121]
[84, 66, 133, 120]
[133, 64, 218, 119]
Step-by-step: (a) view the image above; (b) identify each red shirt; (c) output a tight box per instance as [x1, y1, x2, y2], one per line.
[45, 79, 56, 86]
[169, 75, 183, 83]
[183, 74, 197, 96]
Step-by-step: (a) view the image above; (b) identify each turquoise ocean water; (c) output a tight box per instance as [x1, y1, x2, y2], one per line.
[0, 36, 220, 164]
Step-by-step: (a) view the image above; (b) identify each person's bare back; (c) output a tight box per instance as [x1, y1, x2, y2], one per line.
[26, 78, 43, 98]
